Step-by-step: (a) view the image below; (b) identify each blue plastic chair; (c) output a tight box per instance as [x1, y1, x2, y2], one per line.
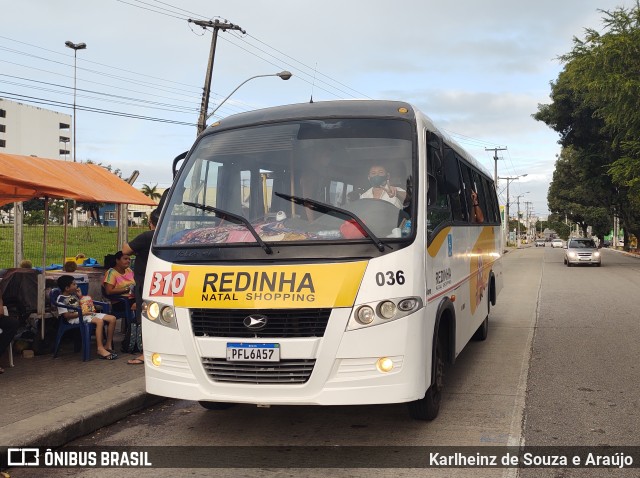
[101, 285, 135, 327]
[50, 288, 111, 361]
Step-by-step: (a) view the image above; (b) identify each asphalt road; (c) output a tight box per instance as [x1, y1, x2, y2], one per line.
[16, 247, 640, 478]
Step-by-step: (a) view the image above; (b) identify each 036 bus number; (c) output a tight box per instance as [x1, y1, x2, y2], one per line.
[149, 271, 189, 297]
[376, 270, 405, 286]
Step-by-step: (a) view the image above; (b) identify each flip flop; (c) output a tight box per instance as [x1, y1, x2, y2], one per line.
[99, 352, 118, 360]
[127, 358, 144, 365]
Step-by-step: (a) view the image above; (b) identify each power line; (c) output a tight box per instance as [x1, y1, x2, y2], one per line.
[1, 91, 196, 126]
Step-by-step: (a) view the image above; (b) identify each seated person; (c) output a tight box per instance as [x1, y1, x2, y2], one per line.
[63, 260, 77, 273]
[19, 259, 32, 269]
[359, 164, 406, 209]
[56, 275, 118, 360]
[470, 190, 484, 223]
[103, 251, 135, 298]
[0, 296, 19, 374]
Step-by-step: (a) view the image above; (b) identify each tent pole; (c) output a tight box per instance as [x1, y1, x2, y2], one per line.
[43, 197, 49, 273]
[63, 200, 69, 263]
[41, 196, 50, 340]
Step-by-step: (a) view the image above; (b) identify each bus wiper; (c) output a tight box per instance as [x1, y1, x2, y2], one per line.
[274, 192, 386, 252]
[183, 202, 273, 255]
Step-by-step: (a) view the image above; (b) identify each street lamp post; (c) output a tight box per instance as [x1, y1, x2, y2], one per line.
[65, 41, 86, 163]
[65, 41, 86, 233]
[498, 174, 527, 246]
[205, 71, 292, 124]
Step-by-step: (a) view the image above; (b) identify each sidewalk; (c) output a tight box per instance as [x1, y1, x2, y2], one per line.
[0, 323, 163, 448]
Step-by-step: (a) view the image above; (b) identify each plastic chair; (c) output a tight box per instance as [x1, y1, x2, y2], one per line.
[101, 285, 135, 328]
[50, 288, 111, 361]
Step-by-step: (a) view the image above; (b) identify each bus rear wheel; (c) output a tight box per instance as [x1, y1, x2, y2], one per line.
[198, 401, 235, 410]
[473, 297, 490, 341]
[407, 337, 444, 421]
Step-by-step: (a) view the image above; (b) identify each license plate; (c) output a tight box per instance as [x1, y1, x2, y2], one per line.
[226, 343, 280, 362]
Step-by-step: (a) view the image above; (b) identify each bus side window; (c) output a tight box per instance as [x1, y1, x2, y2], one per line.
[480, 176, 497, 223]
[471, 170, 489, 223]
[459, 162, 475, 222]
[427, 174, 451, 240]
[443, 151, 465, 222]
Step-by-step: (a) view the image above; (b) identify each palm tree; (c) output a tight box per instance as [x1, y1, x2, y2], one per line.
[141, 183, 162, 202]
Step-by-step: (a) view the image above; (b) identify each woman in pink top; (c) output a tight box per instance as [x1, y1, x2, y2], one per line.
[103, 251, 135, 297]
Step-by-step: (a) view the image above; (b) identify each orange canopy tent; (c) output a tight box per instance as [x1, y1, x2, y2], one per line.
[0, 153, 156, 206]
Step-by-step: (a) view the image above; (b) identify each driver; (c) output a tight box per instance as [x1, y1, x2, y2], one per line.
[359, 164, 406, 209]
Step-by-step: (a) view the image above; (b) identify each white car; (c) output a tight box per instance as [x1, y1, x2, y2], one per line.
[551, 238, 564, 248]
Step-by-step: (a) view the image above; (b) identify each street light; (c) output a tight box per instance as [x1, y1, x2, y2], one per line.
[65, 41, 86, 163]
[515, 192, 529, 249]
[498, 174, 527, 246]
[205, 71, 292, 123]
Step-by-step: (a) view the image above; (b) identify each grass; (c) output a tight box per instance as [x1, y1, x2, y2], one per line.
[0, 225, 146, 269]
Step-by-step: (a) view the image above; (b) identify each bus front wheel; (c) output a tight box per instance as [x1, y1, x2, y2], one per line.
[407, 337, 444, 421]
[198, 401, 235, 410]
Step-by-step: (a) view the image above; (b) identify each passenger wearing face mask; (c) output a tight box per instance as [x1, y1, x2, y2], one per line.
[359, 164, 406, 209]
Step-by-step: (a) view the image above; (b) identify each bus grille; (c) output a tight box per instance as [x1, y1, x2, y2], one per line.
[201, 358, 315, 384]
[190, 308, 331, 338]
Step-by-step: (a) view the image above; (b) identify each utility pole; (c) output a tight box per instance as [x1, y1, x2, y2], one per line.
[524, 201, 532, 242]
[498, 175, 526, 247]
[189, 19, 245, 135]
[517, 196, 522, 249]
[486, 146, 507, 187]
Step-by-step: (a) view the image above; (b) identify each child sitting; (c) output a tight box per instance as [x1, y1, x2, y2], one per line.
[56, 275, 118, 360]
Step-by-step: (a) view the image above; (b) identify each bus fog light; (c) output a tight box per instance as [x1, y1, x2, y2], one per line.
[151, 353, 162, 366]
[376, 357, 394, 372]
[160, 306, 175, 324]
[398, 298, 418, 312]
[355, 306, 375, 324]
[378, 301, 397, 319]
[148, 302, 160, 321]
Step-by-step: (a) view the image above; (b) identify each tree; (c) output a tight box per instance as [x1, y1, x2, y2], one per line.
[141, 183, 161, 202]
[534, 2, 640, 249]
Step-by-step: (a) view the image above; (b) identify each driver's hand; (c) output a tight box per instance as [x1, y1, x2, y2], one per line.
[385, 182, 397, 198]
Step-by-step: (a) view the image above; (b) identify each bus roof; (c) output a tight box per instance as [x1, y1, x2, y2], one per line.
[206, 99, 491, 180]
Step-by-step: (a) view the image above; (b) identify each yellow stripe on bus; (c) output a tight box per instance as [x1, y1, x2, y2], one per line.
[170, 262, 368, 309]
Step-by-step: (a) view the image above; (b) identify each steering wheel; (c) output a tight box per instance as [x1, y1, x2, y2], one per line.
[344, 198, 409, 236]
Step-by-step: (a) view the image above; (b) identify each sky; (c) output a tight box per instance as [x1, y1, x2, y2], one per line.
[1, 0, 634, 217]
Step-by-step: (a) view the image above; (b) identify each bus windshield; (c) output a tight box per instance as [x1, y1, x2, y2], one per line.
[156, 118, 415, 248]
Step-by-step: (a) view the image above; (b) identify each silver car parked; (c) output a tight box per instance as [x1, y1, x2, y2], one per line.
[564, 238, 601, 267]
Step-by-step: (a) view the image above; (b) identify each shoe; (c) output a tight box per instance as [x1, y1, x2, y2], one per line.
[127, 358, 144, 365]
[99, 352, 118, 360]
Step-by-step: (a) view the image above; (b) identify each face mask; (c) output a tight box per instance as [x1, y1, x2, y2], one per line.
[369, 175, 387, 187]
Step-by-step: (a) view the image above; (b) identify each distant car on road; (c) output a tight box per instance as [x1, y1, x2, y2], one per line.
[564, 237, 601, 267]
[551, 238, 564, 248]
[535, 238, 546, 247]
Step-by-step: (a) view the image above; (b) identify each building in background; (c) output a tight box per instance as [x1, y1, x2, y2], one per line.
[0, 97, 72, 159]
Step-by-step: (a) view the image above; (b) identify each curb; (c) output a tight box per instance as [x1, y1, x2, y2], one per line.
[2, 377, 164, 448]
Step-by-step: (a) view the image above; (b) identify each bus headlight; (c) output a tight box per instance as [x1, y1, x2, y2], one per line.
[348, 297, 423, 331]
[378, 301, 397, 319]
[160, 306, 175, 325]
[144, 301, 178, 329]
[355, 305, 375, 324]
[147, 302, 160, 321]
[398, 298, 419, 312]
